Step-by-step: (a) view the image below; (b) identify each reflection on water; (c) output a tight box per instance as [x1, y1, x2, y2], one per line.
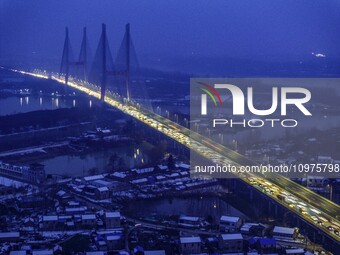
[0, 96, 93, 116]
[42, 146, 142, 177]
[127, 196, 249, 221]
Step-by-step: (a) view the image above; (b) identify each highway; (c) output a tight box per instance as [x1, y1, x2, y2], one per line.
[8, 68, 340, 244]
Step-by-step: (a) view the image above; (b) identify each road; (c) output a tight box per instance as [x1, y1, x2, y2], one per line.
[9, 68, 340, 244]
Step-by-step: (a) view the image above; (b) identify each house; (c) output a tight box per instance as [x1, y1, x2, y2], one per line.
[86, 252, 106, 255]
[317, 156, 333, 164]
[82, 214, 96, 227]
[32, 250, 53, 255]
[272, 226, 297, 240]
[240, 223, 265, 236]
[23, 218, 35, 231]
[96, 186, 110, 200]
[285, 248, 305, 255]
[58, 215, 74, 230]
[218, 233, 244, 253]
[96, 235, 108, 251]
[9, 251, 26, 255]
[144, 251, 166, 255]
[65, 206, 87, 214]
[307, 176, 326, 189]
[105, 212, 121, 228]
[220, 216, 242, 232]
[42, 216, 58, 230]
[105, 234, 123, 250]
[256, 238, 276, 253]
[178, 216, 199, 228]
[180, 236, 201, 254]
[0, 232, 20, 242]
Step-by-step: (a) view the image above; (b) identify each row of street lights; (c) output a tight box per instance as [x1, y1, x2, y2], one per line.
[155, 105, 240, 150]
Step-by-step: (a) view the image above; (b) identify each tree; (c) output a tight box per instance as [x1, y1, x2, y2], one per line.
[88, 167, 99, 176]
[167, 154, 175, 170]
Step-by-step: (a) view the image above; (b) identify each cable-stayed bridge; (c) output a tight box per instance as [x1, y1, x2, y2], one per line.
[3, 22, 340, 253]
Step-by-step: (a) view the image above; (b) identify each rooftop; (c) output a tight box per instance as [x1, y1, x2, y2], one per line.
[82, 214, 96, 220]
[105, 212, 120, 218]
[179, 216, 199, 222]
[220, 215, 240, 223]
[42, 215, 58, 221]
[220, 233, 243, 241]
[180, 236, 201, 244]
[273, 226, 295, 235]
[0, 232, 20, 238]
[285, 248, 304, 254]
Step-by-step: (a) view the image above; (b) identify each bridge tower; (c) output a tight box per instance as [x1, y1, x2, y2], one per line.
[59, 27, 71, 85]
[100, 23, 107, 101]
[125, 23, 131, 101]
[98, 23, 132, 102]
[78, 27, 89, 82]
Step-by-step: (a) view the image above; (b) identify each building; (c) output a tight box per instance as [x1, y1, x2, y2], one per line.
[0, 232, 20, 242]
[144, 251, 166, 255]
[32, 250, 53, 255]
[218, 233, 244, 253]
[42, 216, 58, 230]
[178, 216, 199, 228]
[256, 238, 276, 253]
[180, 236, 201, 254]
[105, 212, 121, 228]
[105, 234, 123, 250]
[82, 214, 96, 227]
[285, 248, 305, 255]
[240, 223, 265, 236]
[317, 156, 333, 164]
[0, 161, 45, 184]
[9, 251, 26, 255]
[272, 226, 297, 240]
[86, 252, 106, 255]
[96, 186, 110, 200]
[220, 216, 242, 232]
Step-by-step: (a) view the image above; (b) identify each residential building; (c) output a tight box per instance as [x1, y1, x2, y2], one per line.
[180, 236, 201, 254]
[220, 216, 242, 232]
[273, 226, 297, 240]
[218, 233, 244, 253]
[105, 212, 121, 228]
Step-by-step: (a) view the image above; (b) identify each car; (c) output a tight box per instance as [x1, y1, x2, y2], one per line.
[327, 226, 334, 231]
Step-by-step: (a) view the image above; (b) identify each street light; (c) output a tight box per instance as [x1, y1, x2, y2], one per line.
[206, 127, 211, 137]
[184, 118, 188, 128]
[326, 184, 333, 201]
[174, 114, 178, 123]
[219, 133, 224, 144]
[194, 122, 199, 132]
[156, 106, 161, 115]
[165, 110, 169, 119]
[233, 139, 238, 151]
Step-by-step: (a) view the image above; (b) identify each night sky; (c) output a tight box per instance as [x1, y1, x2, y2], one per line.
[1, 0, 340, 71]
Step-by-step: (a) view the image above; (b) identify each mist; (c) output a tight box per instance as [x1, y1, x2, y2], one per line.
[1, 0, 340, 73]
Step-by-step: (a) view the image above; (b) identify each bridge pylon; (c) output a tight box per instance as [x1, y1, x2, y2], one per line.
[59, 27, 71, 85]
[77, 27, 89, 82]
[125, 23, 131, 101]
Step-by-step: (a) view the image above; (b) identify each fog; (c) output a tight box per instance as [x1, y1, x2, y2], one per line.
[1, 0, 340, 72]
